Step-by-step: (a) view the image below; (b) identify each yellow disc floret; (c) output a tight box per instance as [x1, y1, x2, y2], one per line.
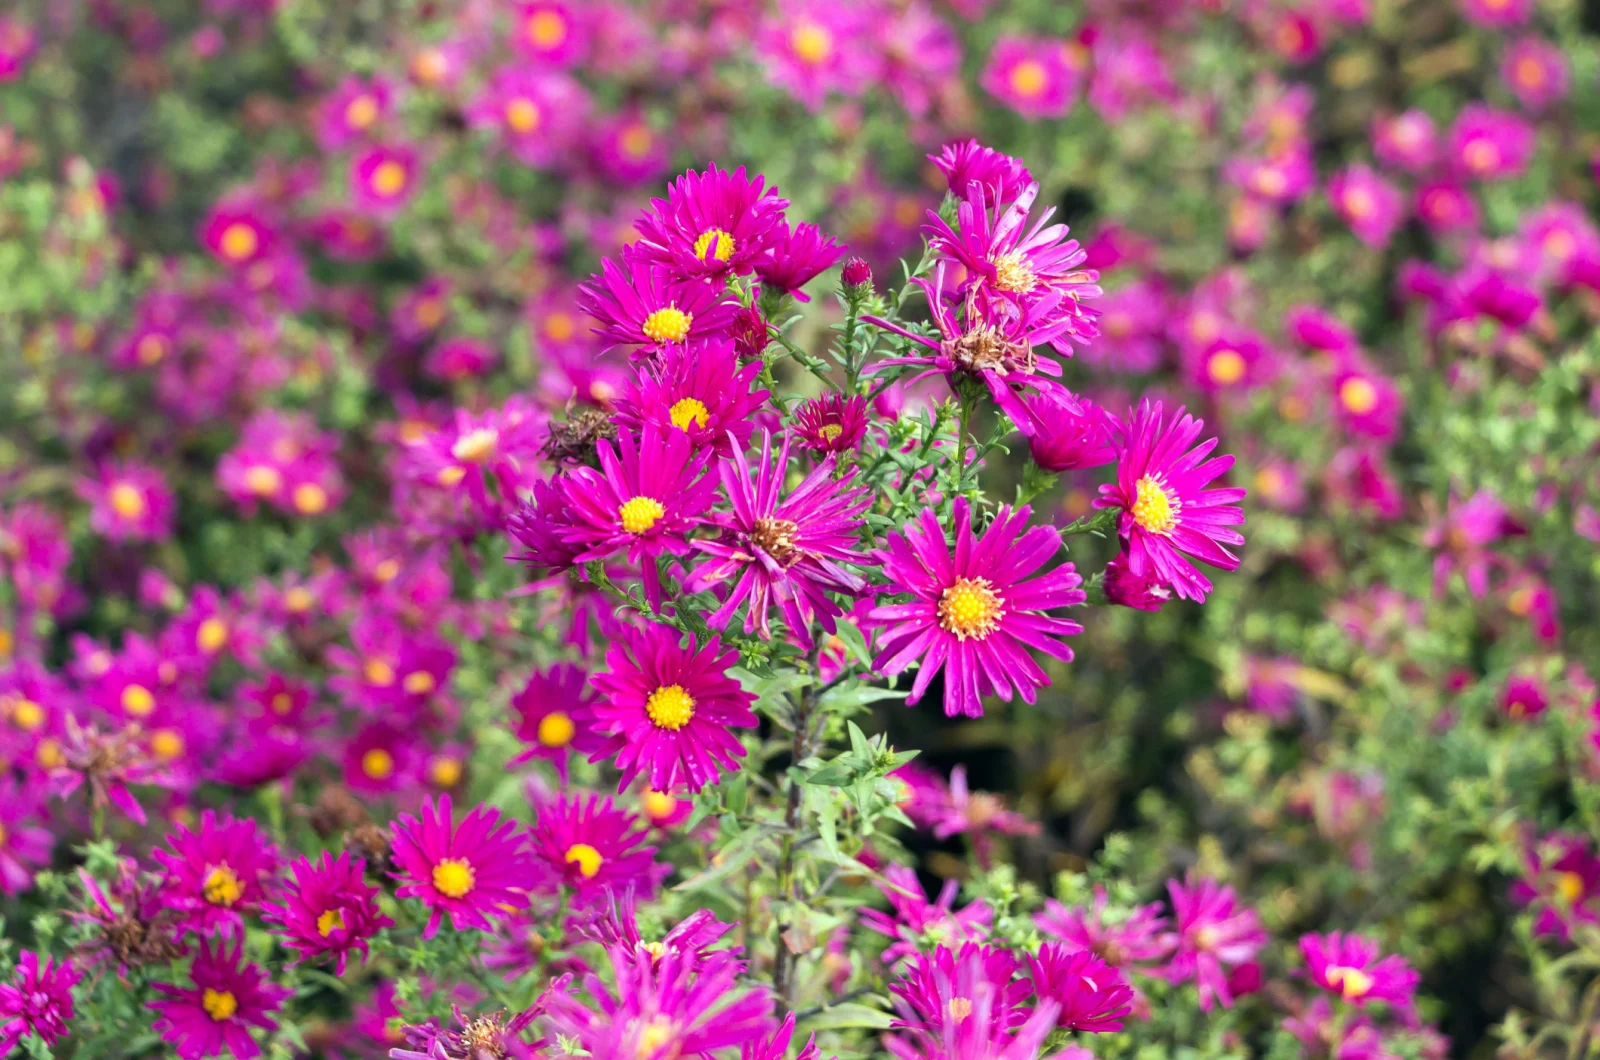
[432, 857, 476, 898]
[937, 578, 1005, 642]
[641, 306, 692, 344]
[317, 908, 347, 937]
[645, 684, 695, 731]
[619, 496, 666, 534]
[564, 843, 604, 878]
[1131, 475, 1180, 535]
[693, 227, 736, 263]
[538, 711, 576, 747]
[202, 988, 238, 1021]
[204, 864, 244, 907]
[669, 397, 711, 431]
[1326, 965, 1375, 1001]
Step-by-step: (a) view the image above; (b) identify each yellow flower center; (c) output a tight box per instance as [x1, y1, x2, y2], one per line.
[284, 587, 314, 613]
[270, 692, 294, 715]
[317, 907, 347, 937]
[635, 1016, 677, 1056]
[645, 684, 695, 731]
[1557, 871, 1586, 904]
[1327, 965, 1375, 1001]
[1339, 377, 1378, 415]
[432, 857, 476, 898]
[403, 670, 436, 695]
[538, 711, 576, 747]
[36, 739, 63, 769]
[361, 748, 394, 780]
[437, 466, 467, 487]
[564, 843, 604, 878]
[669, 397, 711, 431]
[109, 482, 147, 520]
[429, 756, 463, 788]
[619, 496, 666, 534]
[937, 577, 1005, 641]
[121, 684, 156, 717]
[818, 423, 843, 442]
[791, 22, 832, 64]
[197, 617, 229, 654]
[693, 227, 736, 263]
[451, 428, 499, 464]
[526, 9, 568, 48]
[1206, 348, 1247, 385]
[370, 160, 408, 198]
[345, 94, 379, 129]
[1253, 167, 1288, 198]
[364, 658, 396, 686]
[204, 864, 244, 906]
[545, 312, 576, 341]
[1544, 229, 1577, 261]
[293, 484, 329, 515]
[373, 558, 401, 583]
[642, 789, 678, 820]
[947, 996, 974, 1022]
[992, 251, 1037, 294]
[1343, 187, 1375, 220]
[1463, 138, 1500, 174]
[619, 125, 654, 159]
[241, 464, 283, 497]
[136, 334, 169, 364]
[151, 729, 184, 760]
[1131, 475, 1179, 535]
[219, 223, 258, 262]
[504, 97, 541, 134]
[412, 48, 447, 84]
[202, 988, 238, 1021]
[641, 306, 692, 344]
[10, 699, 44, 731]
[1008, 59, 1048, 97]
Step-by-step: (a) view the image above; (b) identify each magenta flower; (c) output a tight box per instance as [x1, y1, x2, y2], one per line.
[215, 409, 344, 518]
[688, 431, 872, 644]
[1328, 165, 1405, 248]
[77, 461, 175, 543]
[1502, 674, 1549, 720]
[588, 622, 759, 794]
[0, 952, 79, 1055]
[1182, 331, 1277, 394]
[507, 478, 584, 574]
[1511, 832, 1600, 940]
[1372, 109, 1438, 173]
[890, 943, 1030, 1039]
[466, 67, 588, 169]
[755, 220, 845, 301]
[861, 864, 992, 966]
[1162, 875, 1268, 1011]
[1027, 944, 1135, 1032]
[149, 934, 289, 1060]
[511, 662, 600, 777]
[1502, 36, 1569, 112]
[792, 391, 870, 454]
[1225, 148, 1316, 204]
[511, 0, 588, 66]
[613, 339, 769, 457]
[632, 164, 790, 281]
[557, 424, 721, 610]
[1094, 401, 1246, 604]
[1415, 180, 1480, 234]
[929, 139, 1033, 205]
[262, 852, 392, 975]
[1300, 932, 1419, 1009]
[526, 792, 658, 904]
[1459, 0, 1533, 26]
[981, 35, 1078, 119]
[0, 779, 51, 897]
[928, 765, 1039, 862]
[869, 499, 1085, 718]
[1331, 362, 1403, 442]
[200, 199, 276, 268]
[583, 889, 735, 967]
[578, 253, 739, 353]
[314, 75, 394, 150]
[1423, 489, 1523, 598]
[350, 143, 420, 215]
[1014, 390, 1116, 472]
[1448, 105, 1535, 181]
[593, 109, 670, 186]
[390, 1008, 538, 1060]
[153, 811, 278, 937]
[1037, 886, 1173, 972]
[390, 795, 536, 939]
[754, 1, 877, 111]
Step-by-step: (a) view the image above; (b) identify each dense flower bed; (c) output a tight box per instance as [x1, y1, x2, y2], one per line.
[2, 0, 1600, 1058]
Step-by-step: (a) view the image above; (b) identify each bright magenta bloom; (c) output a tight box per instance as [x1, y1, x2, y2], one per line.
[1037, 885, 1174, 972]
[1299, 932, 1419, 1009]
[1027, 943, 1136, 1032]
[1330, 361, 1403, 442]
[1510, 831, 1600, 940]
[1181, 331, 1277, 395]
[558, 424, 720, 610]
[149, 934, 289, 1060]
[511, 662, 599, 777]
[1328, 164, 1405, 248]
[1094, 401, 1246, 604]
[1459, 0, 1533, 27]
[755, 1, 876, 112]
[688, 431, 872, 645]
[633, 164, 789, 282]
[153, 811, 279, 937]
[511, 1, 588, 66]
[861, 864, 992, 966]
[1162, 875, 1268, 1012]
[1014, 390, 1116, 473]
[1502, 36, 1569, 112]
[981, 35, 1078, 119]
[1448, 104, 1535, 181]
[869, 499, 1085, 718]
[200, 199, 276, 268]
[0, 951, 78, 1055]
[350, 143, 420, 215]
[262, 852, 391, 976]
[743, 1012, 821, 1060]
[588, 622, 758, 793]
[466, 67, 588, 169]
[526, 792, 658, 904]
[0, 779, 51, 896]
[889, 943, 1030, 1043]
[1372, 109, 1438, 172]
[792, 391, 870, 454]
[578, 253, 739, 353]
[613, 339, 769, 456]
[755, 220, 845, 302]
[929, 139, 1033, 206]
[78, 460, 175, 543]
[390, 795, 535, 939]
[314, 75, 394, 150]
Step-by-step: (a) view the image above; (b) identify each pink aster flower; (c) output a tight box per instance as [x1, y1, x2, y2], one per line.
[755, 1, 877, 111]
[399, 396, 546, 529]
[1511, 832, 1600, 940]
[1501, 674, 1548, 720]
[982, 35, 1077, 119]
[890, 943, 1031, 1041]
[466, 67, 589, 169]
[1372, 109, 1438, 173]
[880, 2, 961, 118]
[1331, 362, 1403, 442]
[755, 220, 846, 302]
[577, 253, 739, 353]
[390, 795, 536, 939]
[200, 199, 277, 268]
[526, 792, 658, 905]
[262, 852, 391, 976]
[1225, 148, 1316, 205]
[593, 110, 671, 186]
[315, 75, 394, 150]
[1037, 886, 1173, 972]
[149, 934, 289, 1060]
[861, 864, 993, 966]
[688, 431, 872, 644]
[870, 498, 1085, 718]
[1424, 489, 1523, 598]
[928, 765, 1039, 862]
[929, 140, 1034, 206]
[153, 811, 278, 937]
[78, 460, 175, 543]
[588, 622, 759, 794]
[557, 424, 721, 610]
[1448, 105, 1535, 181]
[390, 1007, 538, 1060]
[1328, 165, 1405, 248]
[1162, 875, 1268, 1011]
[1028, 944, 1135, 1032]
[792, 392, 870, 454]
[215, 409, 344, 518]
[1014, 390, 1117, 472]
[1415, 180, 1480, 235]
[0, 952, 79, 1055]
[1300, 932, 1420, 1009]
[1098, 551, 1177, 610]
[581, 888, 735, 965]
[511, 1, 588, 66]
[613, 339, 769, 456]
[1094, 401, 1246, 604]
[511, 662, 600, 777]
[0, 779, 51, 896]
[1459, 0, 1533, 27]
[351, 143, 420, 215]
[632, 164, 790, 281]
[423, 337, 498, 382]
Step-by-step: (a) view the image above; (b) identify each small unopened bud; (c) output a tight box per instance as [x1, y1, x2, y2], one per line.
[841, 257, 872, 290]
[732, 305, 769, 360]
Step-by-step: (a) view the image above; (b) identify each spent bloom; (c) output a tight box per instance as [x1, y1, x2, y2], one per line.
[390, 795, 536, 938]
[149, 934, 290, 1060]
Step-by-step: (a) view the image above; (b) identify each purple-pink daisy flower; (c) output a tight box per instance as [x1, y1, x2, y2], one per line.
[588, 622, 759, 794]
[1037, 886, 1173, 972]
[1094, 401, 1246, 604]
[1027, 943, 1136, 1032]
[791, 391, 870, 454]
[687, 431, 872, 644]
[631, 163, 790, 281]
[1162, 875, 1268, 1012]
[612, 339, 770, 457]
[929, 139, 1034, 206]
[152, 811, 279, 937]
[577, 253, 739, 353]
[77, 460, 175, 543]
[510, 662, 600, 777]
[262, 852, 392, 975]
[1299, 932, 1420, 1009]
[390, 795, 536, 939]
[869, 498, 1086, 718]
[754, 220, 846, 302]
[526, 792, 659, 904]
[149, 934, 290, 1060]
